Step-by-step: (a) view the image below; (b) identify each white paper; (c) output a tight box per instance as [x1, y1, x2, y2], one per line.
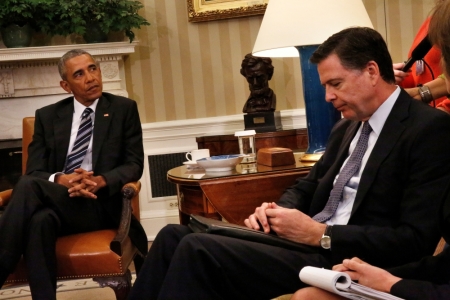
[299, 267, 404, 300]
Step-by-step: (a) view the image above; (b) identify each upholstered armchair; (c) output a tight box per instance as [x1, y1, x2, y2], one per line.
[0, 117, 144, 300]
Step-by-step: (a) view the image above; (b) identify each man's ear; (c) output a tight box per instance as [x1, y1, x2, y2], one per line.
[60, 81, 71, 93]
[366, 61, 380, 85]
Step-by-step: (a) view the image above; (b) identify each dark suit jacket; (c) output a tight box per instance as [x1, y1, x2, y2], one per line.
[387, 189, 450, 300]
[25, 92, 147, 256]
[388, 246, 450, 299]
[278, 89, 450, 268]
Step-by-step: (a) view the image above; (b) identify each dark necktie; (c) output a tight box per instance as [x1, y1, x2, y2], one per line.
[64, 108, 94, 174]
[312, 122, 372, 222]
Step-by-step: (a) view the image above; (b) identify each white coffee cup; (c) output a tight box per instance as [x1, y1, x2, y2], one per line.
[186, 149, 210, 162]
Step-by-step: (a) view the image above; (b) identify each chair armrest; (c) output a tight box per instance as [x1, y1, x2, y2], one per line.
[110, 181, 141, 255]
[0, 189, 13, 207]
[434, 237, 447, 256]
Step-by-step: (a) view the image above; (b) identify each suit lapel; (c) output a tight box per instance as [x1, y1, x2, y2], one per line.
[54, 99, 74, 170]
[92, 95, 112, 170]
[351, 92, 409, 215]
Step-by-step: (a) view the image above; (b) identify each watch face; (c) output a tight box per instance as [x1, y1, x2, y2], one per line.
[320, 236, 331, 249]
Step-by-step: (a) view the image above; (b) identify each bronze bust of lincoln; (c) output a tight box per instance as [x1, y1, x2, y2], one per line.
[240, 53, 276, 114]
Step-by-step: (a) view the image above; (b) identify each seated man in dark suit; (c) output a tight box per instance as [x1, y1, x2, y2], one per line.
[129, 27, 450, 299]
[0, 49, 147, 299]
[291, 1, 450, 299]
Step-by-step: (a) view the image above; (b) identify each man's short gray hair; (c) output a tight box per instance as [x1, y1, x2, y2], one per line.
[58, 49, 97, 80]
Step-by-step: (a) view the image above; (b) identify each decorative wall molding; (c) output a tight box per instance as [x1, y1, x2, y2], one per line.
[0, 41, 138, 62]
[0, 70, 13, 97]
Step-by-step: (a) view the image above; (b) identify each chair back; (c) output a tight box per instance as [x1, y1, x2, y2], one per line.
[22, 117, 35, 175]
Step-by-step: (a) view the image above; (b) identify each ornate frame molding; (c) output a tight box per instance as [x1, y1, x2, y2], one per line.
[187, 0, 267, 22]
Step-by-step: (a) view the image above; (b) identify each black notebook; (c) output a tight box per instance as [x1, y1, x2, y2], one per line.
[188, 214, 316, 253]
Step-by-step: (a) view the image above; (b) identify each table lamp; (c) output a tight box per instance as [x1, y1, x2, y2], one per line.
[252, 0, 373, 162]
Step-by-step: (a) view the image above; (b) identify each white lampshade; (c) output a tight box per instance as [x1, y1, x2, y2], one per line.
[252, 0, 373, 57]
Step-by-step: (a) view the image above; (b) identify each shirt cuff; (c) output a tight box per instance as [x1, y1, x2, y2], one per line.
[49, 172, 64, 182]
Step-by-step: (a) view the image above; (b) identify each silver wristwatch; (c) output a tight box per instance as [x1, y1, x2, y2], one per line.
[320, 225, 333, 250]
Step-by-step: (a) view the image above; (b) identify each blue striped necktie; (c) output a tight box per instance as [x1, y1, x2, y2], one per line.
[312, 122, 372, 223]
[64, 107, 94, 174]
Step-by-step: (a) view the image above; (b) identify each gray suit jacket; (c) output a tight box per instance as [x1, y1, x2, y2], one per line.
[278, 89, 450, 268]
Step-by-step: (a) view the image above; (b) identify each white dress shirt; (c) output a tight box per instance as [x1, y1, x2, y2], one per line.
[49, 98, 98, 181]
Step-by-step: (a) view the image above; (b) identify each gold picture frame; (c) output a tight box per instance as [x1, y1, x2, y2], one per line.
[187, 0, 268, 22]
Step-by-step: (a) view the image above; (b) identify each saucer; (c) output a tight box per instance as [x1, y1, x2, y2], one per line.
[183, 161, 201, 169]
[204, 170, 233, 176]
[196, 154, 244, 172]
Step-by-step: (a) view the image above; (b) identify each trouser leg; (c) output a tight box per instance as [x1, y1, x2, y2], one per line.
[158, 233, 332, 300]
[0, 176, 111, 294]
[0, 176, 61, 277]
[24, 208, 60, 300]
[129, 224, 191, 300]
[0, 267, 8, 289]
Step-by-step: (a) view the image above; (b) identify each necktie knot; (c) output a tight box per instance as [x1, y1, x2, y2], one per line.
[82, 107, 93, 119]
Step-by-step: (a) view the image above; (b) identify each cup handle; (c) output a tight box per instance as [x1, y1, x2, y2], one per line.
[186, 152, 192, 161]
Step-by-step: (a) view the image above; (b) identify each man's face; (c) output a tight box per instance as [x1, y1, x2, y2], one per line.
[317, 54, 377, 121]
[59, 54, 103, 106]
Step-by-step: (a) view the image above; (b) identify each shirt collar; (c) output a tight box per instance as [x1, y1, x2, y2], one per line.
[367, 86, 400, 136]
[73, 98, 99, 119]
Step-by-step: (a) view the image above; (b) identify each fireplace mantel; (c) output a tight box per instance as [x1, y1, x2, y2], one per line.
[0, 42, 137, 140]
[0, 41, 137, 62]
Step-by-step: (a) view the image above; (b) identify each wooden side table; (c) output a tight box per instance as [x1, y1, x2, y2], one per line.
[196, 129, 308, 156]
[167, 154, 312, 226]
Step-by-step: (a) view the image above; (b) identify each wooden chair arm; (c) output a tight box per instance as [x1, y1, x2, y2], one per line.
[0, 189, 13, 207]
[110, 181, 141, 255]
[434, 237, 447, 256]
